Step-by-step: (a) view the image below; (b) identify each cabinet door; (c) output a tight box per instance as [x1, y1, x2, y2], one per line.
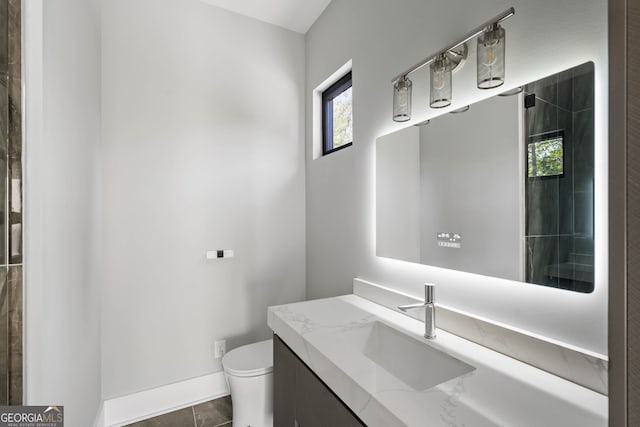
[273, 334, 365, 427]
[295, 359, 365, 427]
[274, 335, 297, 426]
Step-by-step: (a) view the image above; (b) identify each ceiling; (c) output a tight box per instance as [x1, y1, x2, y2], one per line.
[199, 0, 332, 34]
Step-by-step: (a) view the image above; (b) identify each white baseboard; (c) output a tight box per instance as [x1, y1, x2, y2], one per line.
[101, 372, 229, 427]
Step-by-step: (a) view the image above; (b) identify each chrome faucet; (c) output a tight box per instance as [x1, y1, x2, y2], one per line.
[397, 283, 436, 339]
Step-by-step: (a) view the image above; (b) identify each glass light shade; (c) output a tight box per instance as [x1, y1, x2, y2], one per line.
[430, 55, 452, 108]
[393, 76, 412, 122]
[477, 24, 506, 89]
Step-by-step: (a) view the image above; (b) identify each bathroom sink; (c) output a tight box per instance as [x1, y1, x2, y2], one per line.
[361, 321, 474, 390]
[308, 321, 475, 392]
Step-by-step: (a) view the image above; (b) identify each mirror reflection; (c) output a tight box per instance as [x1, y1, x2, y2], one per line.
[376, 62, 594, 293]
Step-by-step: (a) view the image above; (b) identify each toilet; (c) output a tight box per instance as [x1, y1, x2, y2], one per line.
[222, 339, 273, 427]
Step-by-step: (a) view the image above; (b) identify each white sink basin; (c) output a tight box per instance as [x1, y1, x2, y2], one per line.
[307, 321, 474, 392]
[361, 321, 474, 390]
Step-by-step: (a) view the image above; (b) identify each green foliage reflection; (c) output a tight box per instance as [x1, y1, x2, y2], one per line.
[528, 137, 563, 177]
[332, 87, 353, 149]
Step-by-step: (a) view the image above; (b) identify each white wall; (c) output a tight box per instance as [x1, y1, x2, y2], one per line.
[306, 0, 608, 356]
[24, 0, 103, 425]
[101, 0, 306, 399]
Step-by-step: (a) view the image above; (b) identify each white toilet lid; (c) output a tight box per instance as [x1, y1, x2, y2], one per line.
[222, 339, 273, 377]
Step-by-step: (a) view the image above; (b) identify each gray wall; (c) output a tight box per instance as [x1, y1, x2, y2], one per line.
[24, 0, 103, 425]
[306, 0, 608, 356]
[24, 0, 307, 416]
[101, 0, 306, 399]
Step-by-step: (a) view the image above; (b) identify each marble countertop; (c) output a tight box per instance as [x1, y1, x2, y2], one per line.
[268, 295, 607, 427]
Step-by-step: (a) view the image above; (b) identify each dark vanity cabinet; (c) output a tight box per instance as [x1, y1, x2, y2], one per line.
[273, 335, 365, 427]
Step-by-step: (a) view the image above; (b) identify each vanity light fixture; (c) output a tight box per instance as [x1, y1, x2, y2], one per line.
[477, 23, 506, 89]
[430, 54, 453, 108]
[391, 7, 514, 120]
[392, 76, 413, 121]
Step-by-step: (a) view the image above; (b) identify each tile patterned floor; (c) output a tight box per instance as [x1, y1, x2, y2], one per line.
[125, 395, 232, 427]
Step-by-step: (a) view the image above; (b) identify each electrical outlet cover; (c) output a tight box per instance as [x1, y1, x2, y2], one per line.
[214, 340, 226, 359]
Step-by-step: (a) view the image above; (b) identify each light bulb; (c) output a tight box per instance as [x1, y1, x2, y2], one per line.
[397, 88, 408, 107]
[432, 55, 449, 90]
[481, 39, 499, 67]
[432, 65, 446, 90]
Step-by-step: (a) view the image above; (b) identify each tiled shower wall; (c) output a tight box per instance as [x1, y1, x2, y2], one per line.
[524, 62, 595, 293]
[0, 0, 21, 405]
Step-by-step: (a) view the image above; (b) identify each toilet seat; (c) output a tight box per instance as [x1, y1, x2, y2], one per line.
[222, 339, 273, 377]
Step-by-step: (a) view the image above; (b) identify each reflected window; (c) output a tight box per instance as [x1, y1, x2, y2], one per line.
[528, 132, 564, 178]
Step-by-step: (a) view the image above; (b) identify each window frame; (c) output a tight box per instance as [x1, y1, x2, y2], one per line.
[321, 72, 353, 156]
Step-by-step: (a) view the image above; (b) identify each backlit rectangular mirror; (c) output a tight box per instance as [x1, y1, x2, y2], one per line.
[376, 62, 594, 293]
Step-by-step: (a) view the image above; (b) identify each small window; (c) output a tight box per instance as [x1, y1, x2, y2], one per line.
[528, 131, 564, 178]
[322, 72, 353, 155]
